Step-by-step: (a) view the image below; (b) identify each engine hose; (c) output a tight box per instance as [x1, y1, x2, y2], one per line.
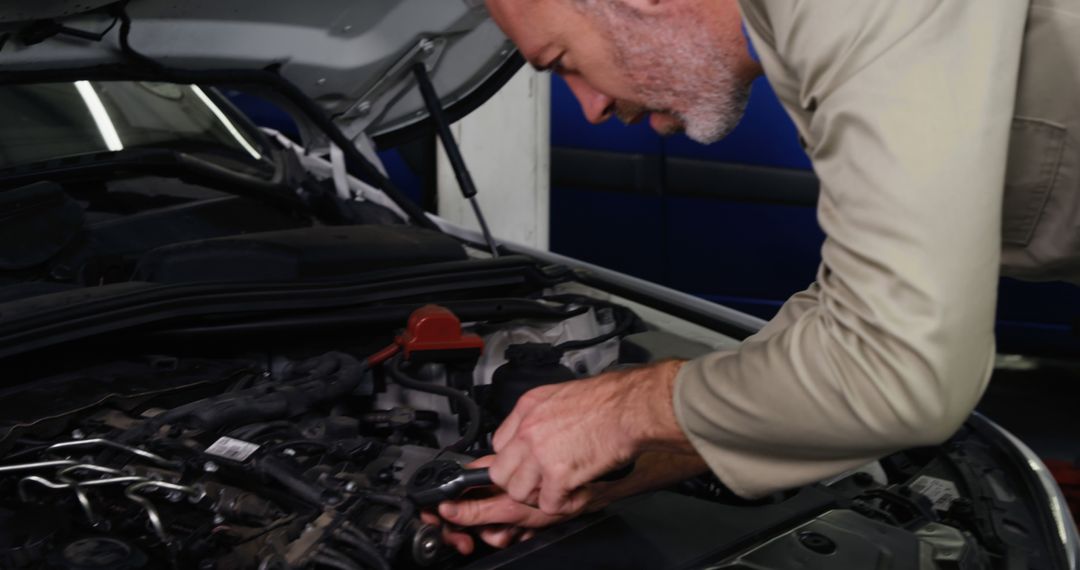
[386, 357, 480, 454]
[311, 550, 364, 570]
[335, 527, 392, 570]
[120, 352, 368, 442]
[254, 457, 337, 506]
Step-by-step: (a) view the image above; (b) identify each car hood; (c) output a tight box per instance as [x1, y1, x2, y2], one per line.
[0, 0, 520, 146]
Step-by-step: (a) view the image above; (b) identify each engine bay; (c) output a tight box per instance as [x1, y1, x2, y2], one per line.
[0, 294, 1064, 570]
[0, 300, 645, 569]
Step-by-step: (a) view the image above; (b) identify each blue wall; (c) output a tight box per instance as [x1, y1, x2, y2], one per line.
[550, 75, 823, 319]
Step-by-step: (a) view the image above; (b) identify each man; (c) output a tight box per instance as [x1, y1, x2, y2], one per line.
[428, 0, 1080, 554]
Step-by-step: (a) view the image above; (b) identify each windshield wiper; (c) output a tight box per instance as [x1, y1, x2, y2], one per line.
[0, 147, 305, 212]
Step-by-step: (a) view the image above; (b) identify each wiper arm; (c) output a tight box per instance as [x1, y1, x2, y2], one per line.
[0, 147, 306, 213]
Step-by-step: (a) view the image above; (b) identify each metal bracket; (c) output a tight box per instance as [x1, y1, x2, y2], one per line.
[338, 36, 448, 124]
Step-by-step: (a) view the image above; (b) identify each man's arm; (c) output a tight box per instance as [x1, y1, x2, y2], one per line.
[675, 0, 1030, 497]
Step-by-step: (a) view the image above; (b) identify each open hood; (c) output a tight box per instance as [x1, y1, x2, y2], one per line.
[0, 0, 522, 147]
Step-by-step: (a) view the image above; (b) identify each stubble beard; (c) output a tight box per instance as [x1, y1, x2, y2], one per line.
[585, 0, 751, 144]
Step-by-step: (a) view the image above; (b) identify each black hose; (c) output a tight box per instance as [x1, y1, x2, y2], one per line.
[254, 456, 337, 506]
[311, 550, 363, 570]
[120, 353, 367, 443]
[386, 357, 480, 454]
[335, 527, 393, 570]
[230, 420, 301, 441]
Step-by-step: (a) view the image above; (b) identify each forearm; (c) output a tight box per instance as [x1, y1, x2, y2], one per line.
[587, 451, 709, 511]
[579, 360, 710, 509]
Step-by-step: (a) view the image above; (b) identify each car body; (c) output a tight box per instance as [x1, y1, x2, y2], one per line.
[0, 2, 1077, 569]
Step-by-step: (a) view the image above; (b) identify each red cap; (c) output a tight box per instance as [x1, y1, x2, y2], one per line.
[396, 305, 484, 359]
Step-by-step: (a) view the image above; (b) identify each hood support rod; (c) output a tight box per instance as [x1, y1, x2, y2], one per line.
[412, 63, 500, 258]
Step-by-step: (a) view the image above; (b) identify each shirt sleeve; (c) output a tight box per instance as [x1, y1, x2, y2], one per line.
[674, 0, 1029, 498]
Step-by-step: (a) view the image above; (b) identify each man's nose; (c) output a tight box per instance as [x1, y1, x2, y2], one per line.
[563, 75, 615, 124]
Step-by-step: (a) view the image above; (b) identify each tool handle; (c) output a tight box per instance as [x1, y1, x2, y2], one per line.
[457, 468, 494, 488]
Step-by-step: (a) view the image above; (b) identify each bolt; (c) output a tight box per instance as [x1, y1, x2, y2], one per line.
[797, 531, 837, 555]
[420, 39, 435, 54]
[344, 481, 358, 493]
[212, 514, 226, 525]
[355, 101, 372, 117]
[166, 491, 184, 503]
[203, 461, 219, 473]
[282, 448, 297, 457]
[412, 525, 443, 564]
[71, 429, 85, 440]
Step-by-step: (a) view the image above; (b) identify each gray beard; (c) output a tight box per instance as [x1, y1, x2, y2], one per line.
[585, 0, 750, 144]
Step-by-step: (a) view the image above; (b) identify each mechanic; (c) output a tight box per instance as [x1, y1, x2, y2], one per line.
[429, 0, 1080, 554]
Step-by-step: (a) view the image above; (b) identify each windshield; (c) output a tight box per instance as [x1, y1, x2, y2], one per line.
[0, 81, 268, 168]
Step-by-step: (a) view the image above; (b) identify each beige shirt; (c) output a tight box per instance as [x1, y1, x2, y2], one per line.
[674, 0, 1080, 498]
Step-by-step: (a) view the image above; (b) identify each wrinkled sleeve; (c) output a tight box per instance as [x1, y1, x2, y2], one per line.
[675, 0, 1029, 498]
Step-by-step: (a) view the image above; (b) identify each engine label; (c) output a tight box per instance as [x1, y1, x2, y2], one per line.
[205, 436, 261, 462]
[910, 475, 960, 511]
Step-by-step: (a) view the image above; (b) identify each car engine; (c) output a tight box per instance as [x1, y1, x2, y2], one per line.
[0, 302, 635, 569]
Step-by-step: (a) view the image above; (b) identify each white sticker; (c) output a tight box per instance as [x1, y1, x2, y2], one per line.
[910, 475, 960, 511]
[205, 436, 261, 462]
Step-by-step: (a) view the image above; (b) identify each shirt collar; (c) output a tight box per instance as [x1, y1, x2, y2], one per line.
[742, 21, 760, 62]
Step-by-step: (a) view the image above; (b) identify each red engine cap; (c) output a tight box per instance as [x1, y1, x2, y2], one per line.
[396, 305, 484, 359]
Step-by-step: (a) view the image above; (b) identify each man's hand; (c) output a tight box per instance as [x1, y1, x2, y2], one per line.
[423, 491, 572, 555]
[428, 451, 709, 555]
[421, 455, 577, 555]
[488, 360, 693, 515]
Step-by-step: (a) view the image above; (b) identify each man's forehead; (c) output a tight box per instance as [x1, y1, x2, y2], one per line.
[485, 0, 584, 31]
[485, 0, 565, 61]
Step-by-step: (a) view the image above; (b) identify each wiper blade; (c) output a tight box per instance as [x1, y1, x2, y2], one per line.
[0, 147, 305, 212]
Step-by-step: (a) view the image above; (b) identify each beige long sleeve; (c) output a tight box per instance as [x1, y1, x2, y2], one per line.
[674, 0, 1031, 498]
